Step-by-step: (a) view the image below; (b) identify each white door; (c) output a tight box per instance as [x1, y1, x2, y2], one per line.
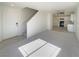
[2, 7, 18, 39]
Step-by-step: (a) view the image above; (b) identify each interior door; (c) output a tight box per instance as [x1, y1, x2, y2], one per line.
[2, 7, 18, 39]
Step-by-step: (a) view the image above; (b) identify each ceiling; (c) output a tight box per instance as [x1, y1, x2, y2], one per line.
[0, 2, 78, 12]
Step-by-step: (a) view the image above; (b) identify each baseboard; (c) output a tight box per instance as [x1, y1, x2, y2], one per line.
[0, 35, 25, 43]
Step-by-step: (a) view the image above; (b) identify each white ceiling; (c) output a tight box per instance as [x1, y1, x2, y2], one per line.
[0, 2, 78, 12]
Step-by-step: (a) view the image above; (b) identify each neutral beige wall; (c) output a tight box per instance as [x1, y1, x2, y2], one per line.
[53, 16, 59, 27]
[64, 16, 70, 27]
[27, 11, 48, 38]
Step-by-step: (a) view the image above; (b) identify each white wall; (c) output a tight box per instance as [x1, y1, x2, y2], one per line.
[75, 6, 79, 40]
[47, 13, 53, 30]
[21, 7, 37, 36]
[0, 6, 2, 41]
[0, 6, 37, 41]
[74, 11, 77, 33]
[27, 11, 48, 38]
[70, 14, 74, 23]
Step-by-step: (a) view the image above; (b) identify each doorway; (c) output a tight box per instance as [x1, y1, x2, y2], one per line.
[52, 11, 69, 32]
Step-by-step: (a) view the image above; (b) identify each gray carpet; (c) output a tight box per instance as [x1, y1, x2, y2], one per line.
[0, 30, 79, 57]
